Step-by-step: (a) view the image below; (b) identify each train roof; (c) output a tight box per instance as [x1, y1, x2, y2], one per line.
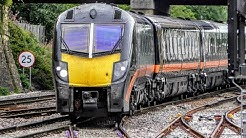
[57, 3, 133, 24]
[145, 14, 227, 31]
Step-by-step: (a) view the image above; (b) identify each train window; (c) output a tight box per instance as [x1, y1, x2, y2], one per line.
[177, 34, 181, 60]
[163, 30, 170, 62]
[191, 35, 196, 59]
[173, 30, 178, 61]
[166, 34, 171, 62]
[180, 32, 185, 60]
[203, 32, 208, 58]
[204, 32, 210, 60]
[194, 33, 199, 59]
[186, 33, 191, 60]
[94, 24, 123, 53]
[134, 22, 154, 65]
[178, 31, 184, 61]
[184, 31, 190, 60]
[162, 32, 167, 61]
[216, 32, 221, 59]
[62, 24, 90, 52]
[222, 33, 228, 58]
[210, 34, 215, 55]
[170, 35, 174, 61]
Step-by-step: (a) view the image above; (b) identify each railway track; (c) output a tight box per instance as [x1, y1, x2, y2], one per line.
[156, 96, 238, 137]
[211, 113, 241, 137]
[0, 94, 55, 110]
[0, 87, 243, 137]
[119, 86, 243, 138]
[118, 116, 130, 138]
[0, 115, 70, 137]
[0, 115, 101, 138]
[0, 106, 56, 118]
[13, 124, 74, 138]
[225, 105, 246, 127]
[156, 115, 204, 138]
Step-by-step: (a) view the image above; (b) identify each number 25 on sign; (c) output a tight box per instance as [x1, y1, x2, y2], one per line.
[18, 51, 35, 89]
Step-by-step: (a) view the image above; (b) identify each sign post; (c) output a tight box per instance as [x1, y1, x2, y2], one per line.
[18, 51, 35, 89]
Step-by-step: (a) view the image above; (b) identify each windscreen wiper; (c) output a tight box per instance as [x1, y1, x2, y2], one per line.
[110, 37, 122, 54]
[60, 37, 71, 54]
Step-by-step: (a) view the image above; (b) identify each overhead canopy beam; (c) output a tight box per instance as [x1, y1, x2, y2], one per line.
[13, 0, 227, 5]
[12, 0, 130, 4]
[228, 0, 246, 76]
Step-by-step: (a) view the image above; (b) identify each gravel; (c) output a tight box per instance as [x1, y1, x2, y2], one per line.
[43, 127, 119, 138]
[233, 109, 245, 127]
[220, 128, 241, 138]
[0, 91, 242, 138]
[0, 90, 54, 101]
[1, 120, 70, 138]
[22, 99, 56, 108]
[166, 127, 192, 138]
[188, 101, 237, 136]
[0, 113, 63, 129]
[123, 92, 238, 138]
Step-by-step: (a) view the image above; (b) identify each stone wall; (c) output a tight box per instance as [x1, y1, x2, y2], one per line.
[0, 5, 22, 92]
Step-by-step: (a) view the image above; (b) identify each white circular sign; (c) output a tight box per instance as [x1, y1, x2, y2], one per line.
[18, 51, 35, 68]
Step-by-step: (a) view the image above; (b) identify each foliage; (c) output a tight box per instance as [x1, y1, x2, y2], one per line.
[170, 5, 195, 19]
[0, 87, 9, 96]
[8, 21, 53, 90]
[187, 6, 227, 22]
[0, 0, 12, 7]
[11, 4, 77, 41]
[118, 4, 131, 11]
[19, 73, 30, 89]
[170, 5, 227, 22]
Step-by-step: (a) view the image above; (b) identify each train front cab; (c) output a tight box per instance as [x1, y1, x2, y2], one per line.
[52, 4, 135, 118]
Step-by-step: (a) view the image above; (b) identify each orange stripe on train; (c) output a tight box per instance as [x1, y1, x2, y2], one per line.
[125, 59, 228, 102]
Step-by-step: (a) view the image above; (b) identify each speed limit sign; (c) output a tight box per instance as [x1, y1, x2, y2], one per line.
[18, 51, 35, 68]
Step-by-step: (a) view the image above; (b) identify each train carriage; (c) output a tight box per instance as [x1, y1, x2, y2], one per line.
[52, 3, 235, 120]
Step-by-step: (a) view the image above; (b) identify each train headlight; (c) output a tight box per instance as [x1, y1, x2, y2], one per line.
[56, 66, 61, 71]
[113, 60, 128, 82]
[60, 70, 68, 78]
[54, 61, 68, 82]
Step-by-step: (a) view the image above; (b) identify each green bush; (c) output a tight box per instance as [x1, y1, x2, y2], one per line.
[118, 4, 131, 11]
[19, 73, 30, 89]
[0, 0, 12, 7]
[0, 87, 9, 96]
[8, 21, 53, 90]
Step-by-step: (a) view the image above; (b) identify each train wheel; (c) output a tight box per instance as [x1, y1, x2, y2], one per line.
[139, 105, 143, 111]
[153, 101, 156, 106]
[69, 114, 78, 124]
[129, 109, 133, 116]
[147, 101, 151, 107]
[180, 94, 184, 100]
[115, 122, 119, 129]
[129, 95, 136, 116]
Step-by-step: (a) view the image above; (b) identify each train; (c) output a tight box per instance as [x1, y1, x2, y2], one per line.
[52, 3, 239, 120]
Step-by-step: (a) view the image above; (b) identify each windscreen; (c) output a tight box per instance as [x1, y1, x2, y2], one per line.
[61, 24, 123, 54]
[94, 25, 122, 53]
[62, 24, 90, 52]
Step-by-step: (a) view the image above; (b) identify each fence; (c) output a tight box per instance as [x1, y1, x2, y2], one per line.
[17, 23, 45, 43]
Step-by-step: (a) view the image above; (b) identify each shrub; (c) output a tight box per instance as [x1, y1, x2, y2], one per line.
[0, 0, 12, 7]
[0, 87, 9, 96]
[19, 73, 30, 89]
[8, 21, 53, 90]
